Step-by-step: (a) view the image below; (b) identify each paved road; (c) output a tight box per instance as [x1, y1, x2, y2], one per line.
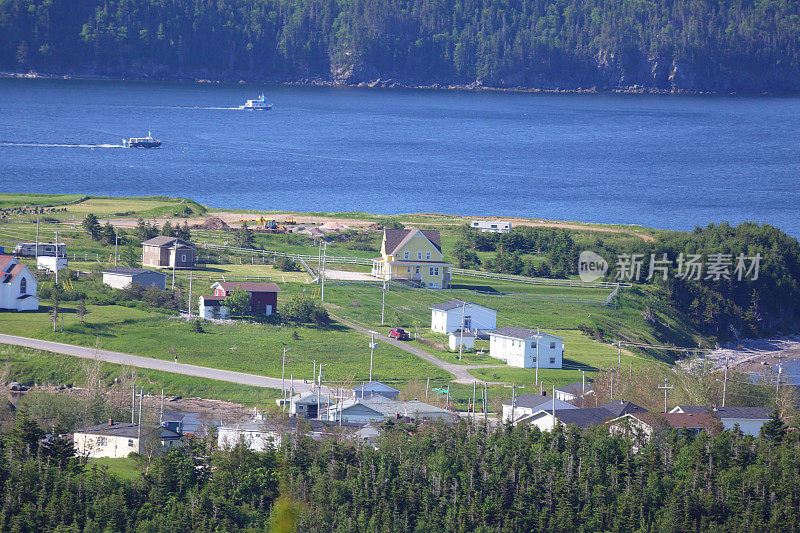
[0, 333, 316, 394]
[328, 314, 501, 385]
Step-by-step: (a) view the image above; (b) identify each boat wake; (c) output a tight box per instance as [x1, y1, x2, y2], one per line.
[0, 141, 126, 148]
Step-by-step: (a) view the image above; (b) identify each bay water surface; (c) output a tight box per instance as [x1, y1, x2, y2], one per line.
[1, 78, 799, 235]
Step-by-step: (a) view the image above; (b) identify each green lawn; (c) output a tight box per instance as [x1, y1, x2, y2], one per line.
[0, 193, 86, 209]
[88, 456, 143, 480]
[0, 344, 283, 408]
[0, 303, 450, 388]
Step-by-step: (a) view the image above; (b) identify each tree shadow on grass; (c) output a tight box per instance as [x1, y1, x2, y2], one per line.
[448, 284, 500, 293]
[564, 358, 598, 372]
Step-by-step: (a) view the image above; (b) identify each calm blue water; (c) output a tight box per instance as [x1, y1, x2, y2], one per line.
[1, 78, 799, 235]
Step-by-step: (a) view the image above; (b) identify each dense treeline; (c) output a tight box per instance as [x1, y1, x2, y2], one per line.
[456, 221, 800, 339]
[1, 415, 799, 531]
[1, 0, 800, 92]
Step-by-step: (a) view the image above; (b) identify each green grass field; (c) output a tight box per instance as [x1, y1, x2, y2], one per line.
[0, 302, 450, 388]
[87, 456, 143, 480]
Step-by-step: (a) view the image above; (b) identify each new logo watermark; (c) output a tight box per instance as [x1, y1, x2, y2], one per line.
[578, 251, 608, 282]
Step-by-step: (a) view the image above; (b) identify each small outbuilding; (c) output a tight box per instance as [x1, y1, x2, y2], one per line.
[448, 330, 476, 350]
[210, 281, 280, 316]
[430, 299, 497, 335]
[198, 295, 229, 319]
[141, 236, 195, 269]
[102, 266, 167, 290]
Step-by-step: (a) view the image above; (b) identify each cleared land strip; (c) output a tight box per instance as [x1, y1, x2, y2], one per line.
[328, 313, 502, 385]
[0, 333, 315, 394]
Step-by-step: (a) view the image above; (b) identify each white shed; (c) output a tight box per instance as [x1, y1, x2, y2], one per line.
[198, 295, 229, 319]
[429, 300, 497, 334]
[102, 267, 167, 290]
[448, 330, 476, 350]
[217, 420, 283, 451]
[489, 327, 564, 369]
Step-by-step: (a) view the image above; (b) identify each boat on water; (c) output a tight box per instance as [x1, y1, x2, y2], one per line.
[122, 131, 161, 148]
[239, 94, 273, 110]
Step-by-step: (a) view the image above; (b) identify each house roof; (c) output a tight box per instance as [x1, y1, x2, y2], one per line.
[670, 405, 709, 414]
[599, 400, 646, 418]
[199, 295, 225, 306]
[0, 255, 13, 272]
[557, 381, 594, 397]
[74, 421, 181, 439]
[530, 408, 615, 428]
[141, 236, 194, 248]
[429, 299, 497, 313]
[635, 412, 720, 431]
[102, 266, 165, 277]
[384, 228, 442, 255]
[0, 257, 29, 284]
[449, 329, 476, 338]
[357, 397, 453, 418]
[714, 406, 772, 420]
[213, 281, 281, 293]
[489, 326, 565, 341]
[507, 393, 576, 411]
[352, 381, 401, 394]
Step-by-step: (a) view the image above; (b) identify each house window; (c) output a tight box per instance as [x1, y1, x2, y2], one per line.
[181, 254, 186, 262]
[407, 267, 411, 273]
[128, 439, 134, 447]
[531, 341, 537, 348]
[97, 436, 108, 447]
[403, 251, 409, 260]
[417, 252, 422, 260]
[19, 277, 26, 295]
[415, 267, 420, 274]
[550, 342, 556, 349]
[425, 251, 431, 260]
[549, 357, 556, 364]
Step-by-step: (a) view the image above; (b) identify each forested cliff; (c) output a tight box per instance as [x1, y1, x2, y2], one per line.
[1, 0, 800, 93]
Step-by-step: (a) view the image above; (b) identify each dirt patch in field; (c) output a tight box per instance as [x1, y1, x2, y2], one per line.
[192, 217, 231, 231]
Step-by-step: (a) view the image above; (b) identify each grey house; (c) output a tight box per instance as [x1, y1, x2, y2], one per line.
[141, 236, 195, 269]
[102, 267, 167, 290]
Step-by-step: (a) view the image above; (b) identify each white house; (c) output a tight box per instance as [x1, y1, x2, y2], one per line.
[501, 393, 577, 423]
[0, 254, 39, 311]
[73, 419, 182, 459]
[217, 420, 283, 451]
[555, 381, 594, 403]
[448, 330, 476, 350]
[489, 327, 564, 369]
[289, 391, 333, 419]
[352, 381, 400, 400]
[670, 405, 771, 436]
[470, 220, 512, 233]
[517, 408, 616, 431]
[102, 266, 167, 290]
[429, 300, 497, 334]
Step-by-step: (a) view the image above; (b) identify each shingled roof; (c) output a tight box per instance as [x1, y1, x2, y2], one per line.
[141, 236, 194, 248]
[214, 281, 280, 293]
[383, 228, 442, 255]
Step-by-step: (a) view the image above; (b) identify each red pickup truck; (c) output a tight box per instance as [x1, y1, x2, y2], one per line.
[388, 328, 410, 340]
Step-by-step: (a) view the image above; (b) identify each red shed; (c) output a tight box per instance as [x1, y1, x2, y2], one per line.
[211, 281, 280, 316]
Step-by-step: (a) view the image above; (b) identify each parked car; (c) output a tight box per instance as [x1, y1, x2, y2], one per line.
[389, 328, 410, 340]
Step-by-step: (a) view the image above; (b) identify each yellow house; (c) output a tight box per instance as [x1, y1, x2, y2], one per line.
[371, 227, 452, 288]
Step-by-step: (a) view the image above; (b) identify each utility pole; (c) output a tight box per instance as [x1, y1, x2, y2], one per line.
[320, 241, 327, 301]
[425, 377, 430, 399]
[160, 389, 164, 424]
[552, 385, 556, 428]
[369, 332, 377, 382]
[137, 387, 143, 439]
[581, 370, 586, 408]
[483, 382, 488, 422]
[115, 231, 119, 266]
[171, 258, 176, 290]
[458, 302, 466, 361]
[446, 384, 450, 410]
[716, 359, 729, 407]
[53, 230, 59, 286]
[504, 384, 525, 423]
[282, 347, 291, 398]
[35, 217, 40, 260]
[534, 334, 542, 386]
[131, 383, 135, 424]
[659, 378, 674, 413]
[380, 281, 386, 325]
[187, 270, 193, 317]
[617, 341, 622, 374]
[472, 381, 477, 420]
[610, 368, 615, 400]
[776, 353, 782, 395]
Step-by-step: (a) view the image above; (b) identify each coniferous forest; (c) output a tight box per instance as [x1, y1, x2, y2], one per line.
[1, 0, 800, 93]
[1, 416, 800, 531]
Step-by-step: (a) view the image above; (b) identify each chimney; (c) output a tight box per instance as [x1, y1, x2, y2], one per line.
[108, 419, 113, 426]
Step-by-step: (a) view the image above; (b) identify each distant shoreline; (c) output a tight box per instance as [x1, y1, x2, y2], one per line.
[0, 70, 727, 96]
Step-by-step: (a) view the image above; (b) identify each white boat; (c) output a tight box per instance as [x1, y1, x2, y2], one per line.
[239, 94, 273, 110]
[122, 131, 161, 148]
